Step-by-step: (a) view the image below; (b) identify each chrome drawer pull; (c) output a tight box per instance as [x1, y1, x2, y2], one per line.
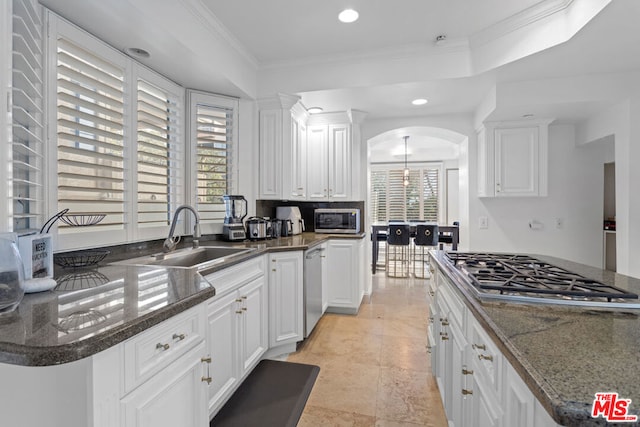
[462, 368, 474, 375]
[156, 343, 170, 351]
[462, 389, 473, 395]
[478, 354, 494, 362]
[201, 376, 212, 384]
[235, 310, 243, 314]
[235, 298, 243, 303]
[201, 357, 212, 364]
[441, 320, 449, 326]
[172, 333, 185, 341]
[472, 343, 487, 351]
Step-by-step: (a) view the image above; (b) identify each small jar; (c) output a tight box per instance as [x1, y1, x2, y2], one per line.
[0, 238, 25, 314]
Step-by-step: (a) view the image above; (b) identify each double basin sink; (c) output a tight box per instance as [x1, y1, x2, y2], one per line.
[116, 246, 255, 272]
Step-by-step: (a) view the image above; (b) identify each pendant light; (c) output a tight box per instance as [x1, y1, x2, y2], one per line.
[403, 136, 410, 186]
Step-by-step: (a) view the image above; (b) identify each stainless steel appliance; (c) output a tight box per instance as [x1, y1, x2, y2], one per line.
[304, 245, 324, 337]
[442, 252, 640, 309]
[314, 208, 360, 234]
[276, 206, 304, 235]
[313, 209, 360, 234]
[245, 217, 268, 240]
[222, 195, 247, 241]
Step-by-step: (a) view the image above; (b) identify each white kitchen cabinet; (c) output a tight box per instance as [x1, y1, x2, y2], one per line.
[325, 238, 364, 314]
[306, 123, 351, 201]
[477, 120, 552, 197]
[121, 341, 208, 427]
[204, 257, 268, 417]
[268, 251, 303, 350]
[258, 94, 308, 200]
[320, 242, 329, 313]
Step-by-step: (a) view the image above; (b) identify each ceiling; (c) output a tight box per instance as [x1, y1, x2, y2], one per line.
[38, 0, 640, 140]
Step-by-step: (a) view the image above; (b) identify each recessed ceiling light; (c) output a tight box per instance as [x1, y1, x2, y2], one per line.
[412, 98, 428, 106]
[338, 9, 359, 23]
[307, 107, 323, 114]
[125, 47, 150, 59]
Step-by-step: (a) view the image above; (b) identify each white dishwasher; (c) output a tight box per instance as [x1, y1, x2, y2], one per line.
[303, 246, 324, 337]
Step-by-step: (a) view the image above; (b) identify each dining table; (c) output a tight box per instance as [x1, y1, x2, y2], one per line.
[370, 222, 459, 274]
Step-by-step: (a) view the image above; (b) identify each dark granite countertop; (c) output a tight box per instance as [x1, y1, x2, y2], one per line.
[0, 232, 364, 366]
[429, 251, 640, 427]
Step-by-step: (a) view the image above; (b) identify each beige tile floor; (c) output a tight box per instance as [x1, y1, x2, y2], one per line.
[287, 273, 448, 427]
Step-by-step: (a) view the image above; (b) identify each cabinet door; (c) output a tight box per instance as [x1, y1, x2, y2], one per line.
[328, 124, 351, 200]
[206, 292, 240, 415]
[307, 125, 329, 200]
[494, 127, 539, 197]
[467, 375, 502, 427]
[320, 243, 328, 313]
[259, 109, 282, 199]
[503, 363, 535, 427]
[268, 252, 303, 347]
[286, 118, 307, 200]
[239, 276, 268, 375]
[326, 240, 359, 312]
[122, 341, 208, 427]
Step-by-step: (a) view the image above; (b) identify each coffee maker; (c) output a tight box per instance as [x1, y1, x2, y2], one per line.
[222, 195, 247, 241]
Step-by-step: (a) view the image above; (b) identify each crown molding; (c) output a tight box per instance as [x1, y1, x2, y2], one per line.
[471, 0, 574, 47]
[178, 0, 259, 68]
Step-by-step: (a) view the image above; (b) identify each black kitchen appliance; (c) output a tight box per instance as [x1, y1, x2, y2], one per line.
[222, 195, 247, 241]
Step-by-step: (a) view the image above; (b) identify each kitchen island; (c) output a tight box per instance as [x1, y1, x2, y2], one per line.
[429, 250, 640, 427]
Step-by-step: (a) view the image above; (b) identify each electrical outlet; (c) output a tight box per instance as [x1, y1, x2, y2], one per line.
[555, 218, 563, 229]
[479, 216, 488, 229]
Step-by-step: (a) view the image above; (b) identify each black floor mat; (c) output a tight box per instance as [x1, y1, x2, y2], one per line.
[210, 360, 320, 427]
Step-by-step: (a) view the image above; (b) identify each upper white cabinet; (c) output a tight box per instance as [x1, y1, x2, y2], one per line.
[258, 95, 366, 201]
[477, 120, 552, 197]
[258, 94, 308, 200]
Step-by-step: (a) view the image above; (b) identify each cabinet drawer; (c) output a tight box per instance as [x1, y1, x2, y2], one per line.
[124, 305, 206, 393]
[203, 256, 264, 297]
[437, 272, 465, 330]
[468, 316, 502, 396]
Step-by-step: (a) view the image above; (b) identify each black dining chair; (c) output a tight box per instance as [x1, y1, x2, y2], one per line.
[386, 223, 411, 277]
[413, 223, 439, 278]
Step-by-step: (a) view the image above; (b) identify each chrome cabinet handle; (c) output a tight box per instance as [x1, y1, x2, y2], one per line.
[462, 368, 474, 375]
[236, 310, 243, 314]
[172, 333, 185, 341]
[201, 357, 211, 364]
[462, 389, 473, 395]
[156, 343, 170, 351]
[472, 343, 486, 351]
[441, 320, 449, 326]
[478, 354, 494, 362]
[201, 376, 212, 384]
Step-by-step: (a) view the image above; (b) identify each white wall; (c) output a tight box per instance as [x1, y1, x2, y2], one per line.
[468, 124, 608, 267]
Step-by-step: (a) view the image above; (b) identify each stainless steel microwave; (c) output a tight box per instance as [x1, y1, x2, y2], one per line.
[314, 209, 361, 234]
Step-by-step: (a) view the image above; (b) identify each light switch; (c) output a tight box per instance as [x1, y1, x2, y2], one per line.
[479, 216, 488, 229]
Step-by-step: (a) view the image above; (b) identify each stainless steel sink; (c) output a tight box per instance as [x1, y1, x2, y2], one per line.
[113, 246, 255, 270]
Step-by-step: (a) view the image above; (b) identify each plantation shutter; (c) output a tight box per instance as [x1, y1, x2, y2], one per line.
[136, 78, 181, 227]
[370, 164, 441, 222]
[194, 103, 234, 223]
[423, 168, 439, 221]
[370, 170, 387, 222]
[12, 0, 44, 233]
[56, 36, 125, 231]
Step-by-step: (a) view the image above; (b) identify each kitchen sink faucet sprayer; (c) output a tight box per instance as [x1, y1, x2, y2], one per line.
[163, 205, 201, 252]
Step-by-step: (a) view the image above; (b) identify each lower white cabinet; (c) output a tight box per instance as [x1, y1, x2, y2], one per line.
[320, 242, 329, 313]
[430, 259, 559, 427]
[325, 238, 364, 314]
[268, 251, 303, 349]
[121, 341, 209, 427]
[205, 259, 268, 417]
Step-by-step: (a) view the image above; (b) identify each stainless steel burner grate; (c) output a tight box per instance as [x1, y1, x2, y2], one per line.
[444, 252, 638, 305]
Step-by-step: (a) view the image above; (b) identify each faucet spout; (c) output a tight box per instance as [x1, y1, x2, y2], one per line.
[163, 205, 201, 252]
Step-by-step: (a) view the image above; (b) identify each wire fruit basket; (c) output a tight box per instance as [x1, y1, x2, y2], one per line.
[59, 213, 106, 227]
[54, 249, 110, 269]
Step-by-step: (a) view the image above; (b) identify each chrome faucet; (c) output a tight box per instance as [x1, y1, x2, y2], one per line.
[163, 205, 201, 252]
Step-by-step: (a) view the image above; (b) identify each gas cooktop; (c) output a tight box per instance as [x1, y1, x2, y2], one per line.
[443, 252, 640, 309]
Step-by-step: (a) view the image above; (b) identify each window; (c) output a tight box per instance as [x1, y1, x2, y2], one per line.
[11, 0, 44, 234]
[188, 91, 238, 233]
[370, 163, 441, 223]
[48, 15, 185, 249]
